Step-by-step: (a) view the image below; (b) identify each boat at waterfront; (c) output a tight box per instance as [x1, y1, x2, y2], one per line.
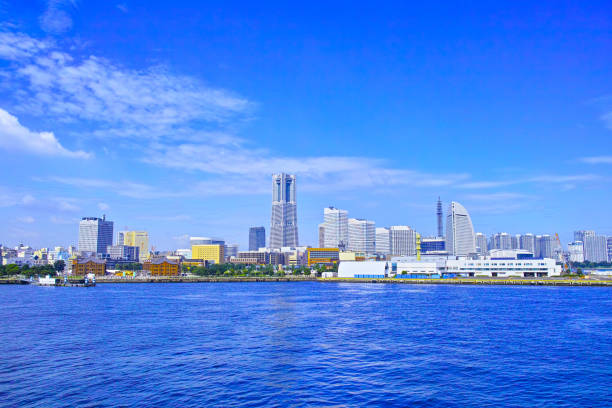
[35, 275, 58, 286]
[33, 275, 96, 287]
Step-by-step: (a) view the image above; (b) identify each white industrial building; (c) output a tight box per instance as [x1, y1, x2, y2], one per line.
[348, 218, 375, 253]
[338, 257, 561, 279]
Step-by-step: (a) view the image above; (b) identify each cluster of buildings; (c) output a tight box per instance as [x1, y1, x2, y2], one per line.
[2, 172, 611, 278]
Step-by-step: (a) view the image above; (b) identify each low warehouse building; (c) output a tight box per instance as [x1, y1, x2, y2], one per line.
[338, 261, 388, 278]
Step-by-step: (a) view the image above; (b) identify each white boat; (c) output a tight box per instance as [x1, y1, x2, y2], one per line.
[36, 275, 58, 286]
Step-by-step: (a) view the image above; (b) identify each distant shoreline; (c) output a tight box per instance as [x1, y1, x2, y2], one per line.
[2, 277, 611, 286]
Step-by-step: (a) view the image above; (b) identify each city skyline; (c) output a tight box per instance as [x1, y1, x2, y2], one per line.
[0, 2, 611, 249]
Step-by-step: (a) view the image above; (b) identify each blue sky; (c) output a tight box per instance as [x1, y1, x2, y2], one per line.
[0, 1, 610, 250]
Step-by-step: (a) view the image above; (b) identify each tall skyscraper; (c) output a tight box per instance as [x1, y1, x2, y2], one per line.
[436, 197, 443, 237]
[322, 207, 348, 249]
[390, 226, 417, 256]
[584, 234, 607, 262]
[78, 216, 114, 254]
[445, 202, 476, 257]
[475, 232, 487, 256]
[318, 223, 325, 248]
[490, 232, 512, 250]
[348, 218, 375, 253]
[117, 230, 149, 261]
[519, 233, 535, 254]
[512, 234, 520, 250]
[375, 227, 390, 255]
[574, 230, 595, 243]
[568, 241, 584, 262]
[607, 237, 612, 262]
[249, 227, 266, 251]
[270, 173, 298, 248]
[537, 235, 554, 259]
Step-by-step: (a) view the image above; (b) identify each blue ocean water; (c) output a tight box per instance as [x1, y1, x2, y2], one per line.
[0, 282, 611, 407]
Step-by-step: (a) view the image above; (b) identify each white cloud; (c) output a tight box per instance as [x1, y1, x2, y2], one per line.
[601, 110, 612, 130]
[144, 142, 469, 193]
[42, 176, 181, 199]
[18, 216, 35, 223]
[39, 0, 76, 34]
[55, 198, 80, 212]
[116, 3, 128, 13]
[463, 192, 529, 201]
[0, 108, 91, 158]
[0, 31, 252, 143]
[21, 194, 35, 205]
[578, 156, 612, 164]
[98, 202, 110, 211]
[50, 215, 77, 224]
[137, 214, 192, 222]
[0, 32, 52, 60]
[457, 174, 599, 189]
[0, 189, 35, 208]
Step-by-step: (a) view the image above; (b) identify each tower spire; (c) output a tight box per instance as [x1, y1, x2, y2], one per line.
[436, 197, 443, 237]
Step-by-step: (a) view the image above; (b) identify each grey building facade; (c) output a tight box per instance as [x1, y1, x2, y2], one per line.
[249, 227, 266, 251]
[107, 245, 139, 261]
[78, 216, 114, 254]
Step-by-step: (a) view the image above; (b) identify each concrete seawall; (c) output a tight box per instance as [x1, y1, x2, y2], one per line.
[320, 277, 612, 286]
[2, 277, 611, 286]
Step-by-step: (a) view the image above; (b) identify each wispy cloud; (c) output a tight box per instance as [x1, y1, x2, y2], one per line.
[39, 176, 177, 199]
[18, 216, 35, 224]
[50, 215, 78, 225]
[0, 32, 52, 60]
[116, 3, 128, 13]
[144, 142, 470, 193]
[0, 108, 91, 158]
[463, 192, 529, 201]
[0, 31, 252, 144]
[39, 0, 77, 34]
[137, 214, 192, 222]
[457, 174, 599, 189]
[602, 111, 612, 130]
[0, 188, 35, 208]
[578, 156, 612, 164]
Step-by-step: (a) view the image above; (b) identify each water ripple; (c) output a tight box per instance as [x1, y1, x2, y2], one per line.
[0, 283, 611, 407]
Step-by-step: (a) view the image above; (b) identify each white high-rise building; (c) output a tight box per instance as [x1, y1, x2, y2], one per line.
[490, 232, 512, 250]
[574, 230, 595, 243]
[512, 234, 520, 250]
[348, 218, 375, 253]
[537, 235, 554, 259]
[475, 232, 487, 256]
[520, 234, 535, 254]
[270, 173, 298, 248]
[568, 241, 584, 263]
[322, 207, 348, 249]
[78, 216, 113, 254]
[375, 227, 391, 255]
[390, 226, 417, 256]
[445, 202, 476, 257]
[584, 234, 608, 262]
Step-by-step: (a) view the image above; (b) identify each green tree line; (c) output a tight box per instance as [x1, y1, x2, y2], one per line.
[0, 260, 66, 278]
